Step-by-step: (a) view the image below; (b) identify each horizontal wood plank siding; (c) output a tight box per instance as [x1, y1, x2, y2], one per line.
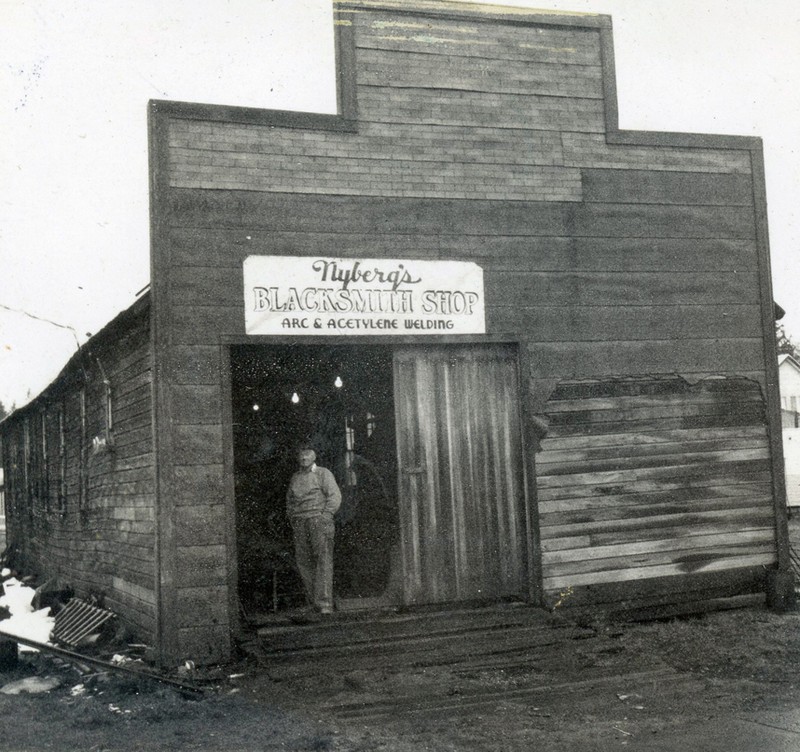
[356, 48, 604, 99]
[353, 12, 604, 66]
[537, 376, 777, 599]
[167, 229, 757, 273]
[528, 339, 765, 380]
[0, 299, 157, 640]
[582, 169, 753, 206]
[490, 305, 762, 341]
[161, 185, 763, 380]
[550, 567, 768, 621]
[165, 190, 755, 240]
[171, 265, 759, 309]
[562, 132, 752, 174]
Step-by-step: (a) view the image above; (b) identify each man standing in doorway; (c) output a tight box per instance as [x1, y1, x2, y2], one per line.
[286, 446, 342, 617]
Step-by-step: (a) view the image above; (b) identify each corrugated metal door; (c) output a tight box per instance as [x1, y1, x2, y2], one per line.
[393, 344, 527, 605]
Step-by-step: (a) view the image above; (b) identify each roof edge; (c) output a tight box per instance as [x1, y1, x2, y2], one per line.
[0, 291, 151, 425]
[333, 0, 610, 28]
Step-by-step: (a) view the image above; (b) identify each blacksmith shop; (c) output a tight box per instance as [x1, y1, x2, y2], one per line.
[0, 0, 792, 666]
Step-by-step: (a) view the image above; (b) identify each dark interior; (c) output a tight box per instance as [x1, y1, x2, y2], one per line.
[230, 344, 400, 615]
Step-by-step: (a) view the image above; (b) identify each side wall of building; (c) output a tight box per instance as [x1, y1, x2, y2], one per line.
[0, 298, 157, 640]
[148, 2, 785, 662]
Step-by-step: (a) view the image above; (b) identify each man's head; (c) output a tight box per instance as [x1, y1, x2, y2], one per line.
[297, 447, 316, 469]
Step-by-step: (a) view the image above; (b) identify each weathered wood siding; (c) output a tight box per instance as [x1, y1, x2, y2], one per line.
[393, 345, 526, 604]
[148, 1, 782, 661]
[0, 298, 156, 639]
[160, 6, 762, 387]
[537, 376, 775, 612]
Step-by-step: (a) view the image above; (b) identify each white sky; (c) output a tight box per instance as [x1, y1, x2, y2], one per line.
[1, 0, 798, 410]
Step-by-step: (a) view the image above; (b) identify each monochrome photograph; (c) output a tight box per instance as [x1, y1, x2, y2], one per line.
[1, 1, 799, 749]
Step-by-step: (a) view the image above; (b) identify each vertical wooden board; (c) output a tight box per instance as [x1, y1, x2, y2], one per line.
[433, 359, 458, 599]
[393, 356, 424, 601]
[466, 357, 494, 591]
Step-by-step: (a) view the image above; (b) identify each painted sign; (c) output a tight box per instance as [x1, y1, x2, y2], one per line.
[244, 255, 486, 336]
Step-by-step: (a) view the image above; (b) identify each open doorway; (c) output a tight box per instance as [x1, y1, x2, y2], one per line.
[230, 344, 400, 616]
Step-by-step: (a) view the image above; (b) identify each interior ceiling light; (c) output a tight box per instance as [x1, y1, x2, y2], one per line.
[252, 404, 259, 411]
[334, 375, 343, 389]
[291, 392, 300, 404]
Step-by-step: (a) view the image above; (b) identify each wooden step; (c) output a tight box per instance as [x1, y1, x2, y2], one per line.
[246, 603, 592, 680]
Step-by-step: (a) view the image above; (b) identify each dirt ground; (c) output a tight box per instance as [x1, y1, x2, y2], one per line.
[4, 606, 800, 752]
[1, 521, 800, 751]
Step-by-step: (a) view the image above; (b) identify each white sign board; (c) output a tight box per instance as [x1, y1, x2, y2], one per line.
[244, 255, 486, 336]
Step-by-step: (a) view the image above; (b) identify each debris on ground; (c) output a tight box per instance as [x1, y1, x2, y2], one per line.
[0, 566, 201, 699]
[0, 577, 55, 649]
[0, 675, 61, 695]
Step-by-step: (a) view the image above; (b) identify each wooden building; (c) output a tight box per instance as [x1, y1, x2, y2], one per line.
[0, 0, 792, 665]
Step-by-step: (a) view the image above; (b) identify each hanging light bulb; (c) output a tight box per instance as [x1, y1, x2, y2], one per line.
[334, 375, 343, 389]
[291, 392, 300, 404]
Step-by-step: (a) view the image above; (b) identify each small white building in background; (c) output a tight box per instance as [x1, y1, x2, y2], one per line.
[0, 467, 4, 548]
[779, 354, 800, 507]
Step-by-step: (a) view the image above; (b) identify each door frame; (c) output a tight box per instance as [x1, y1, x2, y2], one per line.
[219, 334, 545, 624]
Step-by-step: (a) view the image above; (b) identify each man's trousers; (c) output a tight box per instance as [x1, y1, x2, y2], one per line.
[290, 513, 335, 613]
